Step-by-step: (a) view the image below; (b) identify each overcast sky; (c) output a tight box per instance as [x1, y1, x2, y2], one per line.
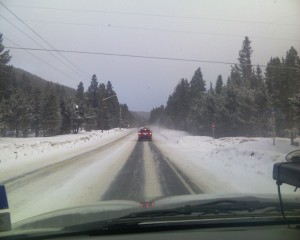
[1, 0, 299, 111]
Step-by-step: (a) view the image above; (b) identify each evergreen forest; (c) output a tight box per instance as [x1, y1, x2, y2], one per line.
[0, 33, 134, 137]
[150, 37, 300, 138]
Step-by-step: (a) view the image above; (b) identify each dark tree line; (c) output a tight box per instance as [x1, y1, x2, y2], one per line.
[75, 75, 134, 132]
[150, 37, 300, 138]
[0, 33, 133, 137]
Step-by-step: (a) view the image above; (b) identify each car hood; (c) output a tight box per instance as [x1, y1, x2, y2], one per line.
[12, 193, 300, 230]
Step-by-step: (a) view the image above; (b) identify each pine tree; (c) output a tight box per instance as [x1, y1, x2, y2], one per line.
[209, 82, 214, 94]
[85, 74, 100, 130]
[120, 103, 133, 128]
[0, 99, 10, 136]
[215, 75, 223, 94]
[290, 90, 300, 131]
[0, 33, 12, 102]
[236, 89, 257, 136]
[238, 36, 253, 87]
[223, 83, 239, 136]
[97, 83, 106, 130]
[75, 81, 86, 130]
[265, 57, 282, 109]
[250, 65, 263, 89]
[224, 37, 256, 136]
[0, 33, 12, 135]
[1, 90, 32, 137]
[186, 68, 206, 133]
[60, 98, 75, 134]
[265, 48, 300, 134]
[76, 81, 85, 102]
[283, 47, 300, 130]
[213, 88, 229, 137]
[86, 74, 99, 109]
[149, 105, 165, 125]
[201, 92, 217, 135]
[0, 33, 11, 66]
[190, 67, 206, 98]
[42, 92, 61, 136]
[229, 65, 242, 86]
[165, 79, 190, 130]
[105, 81, 119, 129]
[252, 66, 269, 136]
[19, 73, 32, 95]
[226, 73, 257, 136]
[31, 88, 43, 137]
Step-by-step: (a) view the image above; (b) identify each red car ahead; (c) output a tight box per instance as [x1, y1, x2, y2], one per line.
[138, 128, 152, 141]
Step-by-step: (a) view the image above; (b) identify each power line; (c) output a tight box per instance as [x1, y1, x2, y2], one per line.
[6, 4, 300, 27]
[6, 46, 300, 70]
[0, 2, 90, 80]
[0, 15, 47, 51]
[0, 14, 86, 83]
[10, 18, 300, 43]
[3, 36, 81, 84]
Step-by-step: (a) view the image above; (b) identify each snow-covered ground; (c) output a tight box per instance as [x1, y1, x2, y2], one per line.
[1, 127, 299, 223]
[153, 127, 299, 194]
[0, 128, 133, 182]
[1, 127, 299, 193]
[0, 128, 136, 223]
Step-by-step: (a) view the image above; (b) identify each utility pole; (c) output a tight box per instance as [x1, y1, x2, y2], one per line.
[100, 94, 117, 133]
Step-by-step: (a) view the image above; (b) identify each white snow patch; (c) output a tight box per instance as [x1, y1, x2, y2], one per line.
[8, 135, 137, 223]
[153, 127, 299, 195]
[1, 126, 299, 223]
[0, 128, 133, 182]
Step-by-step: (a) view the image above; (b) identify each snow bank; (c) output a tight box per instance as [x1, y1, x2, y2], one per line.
[0, 128, 133, 182]
[154, 127, 299, 194]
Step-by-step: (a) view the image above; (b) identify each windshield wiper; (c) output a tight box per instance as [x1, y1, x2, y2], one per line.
[119, 199, 300, 219]
[64, 199, 300, 234]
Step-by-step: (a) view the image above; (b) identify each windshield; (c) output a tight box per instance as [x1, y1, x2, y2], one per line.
[0, 0, 299, 233]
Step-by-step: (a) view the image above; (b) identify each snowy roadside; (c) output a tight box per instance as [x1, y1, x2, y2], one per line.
[153, 127, 299, 194]
[0, 128, 134, 182]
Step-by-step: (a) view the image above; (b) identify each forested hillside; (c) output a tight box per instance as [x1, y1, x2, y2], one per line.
[150, 37, 300, 138]
[0, 33, 134, 137]
[13, 68, 77, 98]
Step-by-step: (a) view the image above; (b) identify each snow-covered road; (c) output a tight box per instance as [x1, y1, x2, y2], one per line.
[1, 127, 298, 224]
[3, 129, 199, 223]
[5, 131, 137, 223]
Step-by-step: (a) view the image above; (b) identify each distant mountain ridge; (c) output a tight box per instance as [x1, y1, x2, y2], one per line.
[13, 67, 76, 97]
[13, 68, 150, 125]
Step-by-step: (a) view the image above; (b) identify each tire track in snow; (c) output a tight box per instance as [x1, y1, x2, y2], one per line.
[6, 133, 137, 223]
[101, 142, 145, 201]
[143, 142, 163, 200]
[102, 140, 201, 202]
[149, 142, 202, 196]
